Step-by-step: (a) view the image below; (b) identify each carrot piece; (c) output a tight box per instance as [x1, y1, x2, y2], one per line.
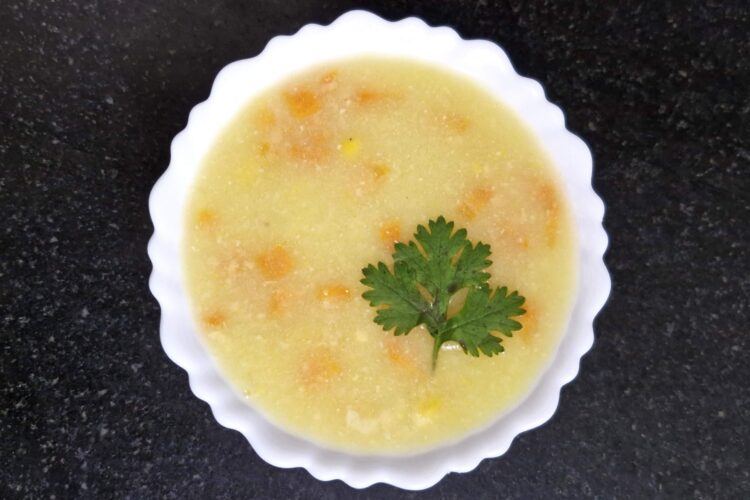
[436, 112, 470, 133]
[379, 219, 401, 249]
[457, 186, 493, 220]
[300, 347, 342, 388]
[255, 245, 294, 280]
[354, 88, 394, 106]
[386, 342, 409, 367]
[536, 182, 561, 247]
[456, 201, 476, 220]
[317, 285, 352, 302]
[202, 311, 226, 329]
[371, 163, 390, 181]
[196, 208, 217, 228]
[288, 128, 330, 163]
[283, 88, 321, 118]
[384, 338, 428, 377]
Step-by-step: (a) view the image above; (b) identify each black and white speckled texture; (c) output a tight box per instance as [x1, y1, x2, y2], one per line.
[1, 1, 748, 498]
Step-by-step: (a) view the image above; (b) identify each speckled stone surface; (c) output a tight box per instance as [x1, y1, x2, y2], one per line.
[1, 1, 748, 498]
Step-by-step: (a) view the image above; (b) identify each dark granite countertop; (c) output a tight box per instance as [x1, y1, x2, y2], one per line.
[2, 1, 748, 498]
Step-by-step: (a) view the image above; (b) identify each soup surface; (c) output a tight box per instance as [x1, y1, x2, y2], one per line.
[184, 58, 577, 452]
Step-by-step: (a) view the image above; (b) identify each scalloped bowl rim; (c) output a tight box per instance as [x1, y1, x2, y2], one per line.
[147, 10, 610, 490]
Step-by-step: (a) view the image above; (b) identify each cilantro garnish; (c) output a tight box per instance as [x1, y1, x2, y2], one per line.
[361, 217, 525, 369]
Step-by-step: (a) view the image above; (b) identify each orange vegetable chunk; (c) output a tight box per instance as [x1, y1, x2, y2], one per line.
[283, 88, 321, 118]
[378, 219, 401, 249]
[300, 347, 342, 388]
[457, 186, 493, 220]
[202, 310, 226, 329]
[354, 88, 395, 106]
[317, 285, 352, 302]
[288, 128, 330, 163]
[196, 208, 217, 228]
[437, 112, 470, 133]
[536, 182, 561, 247]
[255, 245, 294, 280]
[384, 337, 428, 377]
[371, 163, 390, 181]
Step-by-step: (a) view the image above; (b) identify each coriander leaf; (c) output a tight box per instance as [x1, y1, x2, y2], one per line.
[442, 286, 525, 357]
[410, 217, 471, 315]
[476, 335, 505, 357]
[393, 241, 430, 284]
[361, 261, 431, 335]
[360, 216, 526, 370]
[453, 240, 492, 290]
[413, 217, 468, 261]
[409, 217, 494, 314]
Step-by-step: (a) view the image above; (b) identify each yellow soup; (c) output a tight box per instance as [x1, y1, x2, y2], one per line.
[184, 58, 577, 452]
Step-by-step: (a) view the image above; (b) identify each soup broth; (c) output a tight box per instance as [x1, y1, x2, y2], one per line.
[184, 58, 577, 452]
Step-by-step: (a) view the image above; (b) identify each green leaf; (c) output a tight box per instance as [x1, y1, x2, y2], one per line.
[392, 241, 430, 284]
[415, 218, 467, 310]
[453, 241, 492, 290]
[360, 216, 526, 369]
[443, 286, 525, 357]
[361, 262, 430, 335]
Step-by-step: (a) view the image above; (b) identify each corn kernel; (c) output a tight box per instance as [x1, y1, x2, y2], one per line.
[417, 396, 442, 417]
[340, 137, 361, 158]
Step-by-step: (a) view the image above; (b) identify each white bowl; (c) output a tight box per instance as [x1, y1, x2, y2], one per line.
[148, 10, 610, 490]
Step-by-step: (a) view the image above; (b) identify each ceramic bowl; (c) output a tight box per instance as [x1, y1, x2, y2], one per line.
[148, 10, 610, 490]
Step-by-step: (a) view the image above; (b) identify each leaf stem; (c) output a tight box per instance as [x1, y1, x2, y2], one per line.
[431, 333, 444, 371]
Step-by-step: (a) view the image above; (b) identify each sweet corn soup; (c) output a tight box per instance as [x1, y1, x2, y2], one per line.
[184, 58, 577, 452]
